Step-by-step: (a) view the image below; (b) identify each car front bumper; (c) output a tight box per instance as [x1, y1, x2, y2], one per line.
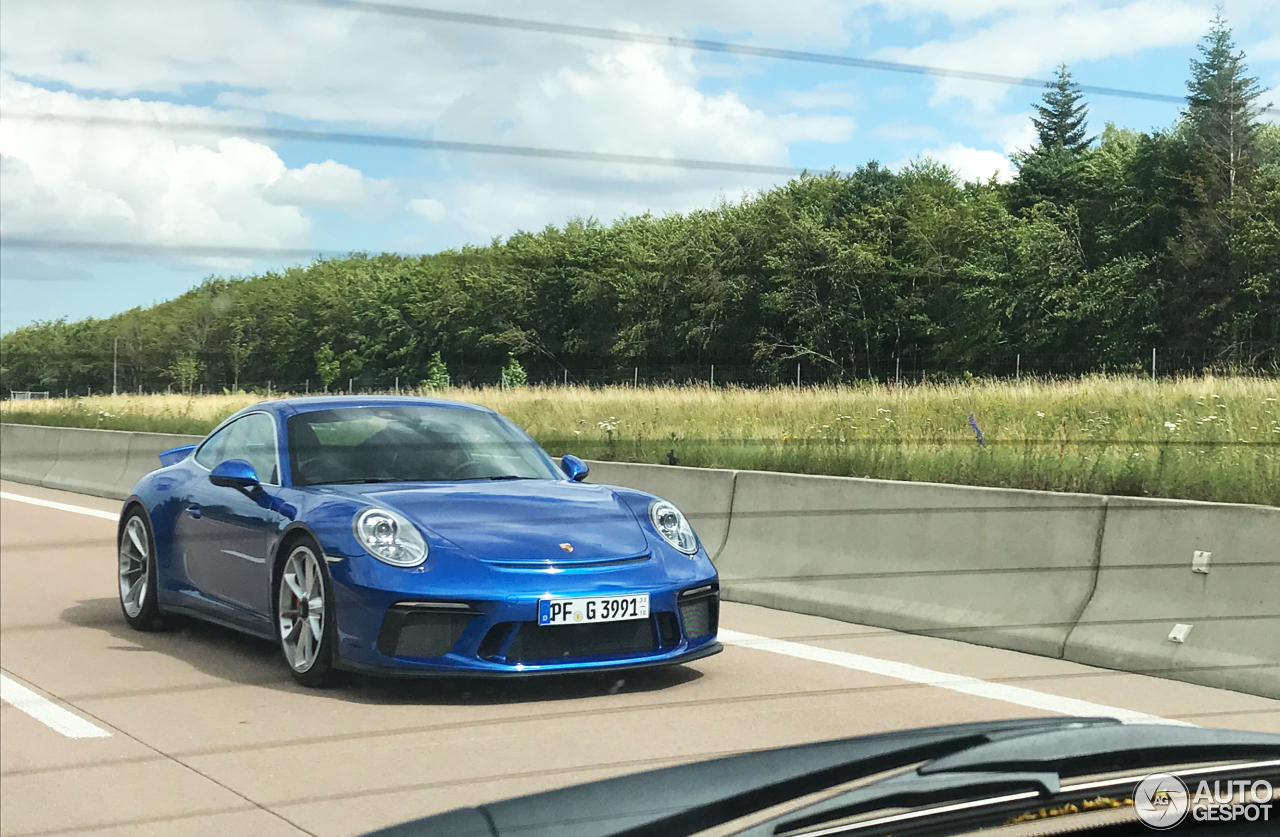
[327, 554, 722, 676]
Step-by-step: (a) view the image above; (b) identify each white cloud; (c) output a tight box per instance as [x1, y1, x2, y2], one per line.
[0, 1, 856, 251]
[874, 0, 1214, 109]
[409, 198, 448, 222]
[1250, 34, 1280, 62]
[264, 160, 377, 207]
[782, 82, 861, 111]
[907, 143, 1015, 182]
[0, 75, 376, 252]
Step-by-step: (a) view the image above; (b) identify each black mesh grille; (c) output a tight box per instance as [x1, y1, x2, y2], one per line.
[505, 619, 656, 663]
[377, 609, 473, 659]
[679, 597, 718, 638]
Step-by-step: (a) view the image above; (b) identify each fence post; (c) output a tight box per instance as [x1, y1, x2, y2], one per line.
[268, 381, 272, 397]
[563, 369, 568, 386]
[348, 378, 353, 395]
[305, 379, 309, 394]
[634, 367, 638, 388]
[895, 357, 900, 385]
[1016, 354, 1020, 381]
[395, 376, 399, 394]
[796, 362, 800, 388]
[1151, 348, 1156, 383]
[710, 364, 715, 387]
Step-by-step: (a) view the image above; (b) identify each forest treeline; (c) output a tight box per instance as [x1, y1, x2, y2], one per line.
[2, 18, 1277, 393]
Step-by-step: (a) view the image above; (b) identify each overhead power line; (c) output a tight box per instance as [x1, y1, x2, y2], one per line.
[281, 0, 1199, 108]
[0, 112, 807, 177]
[0, 238, 350, 260]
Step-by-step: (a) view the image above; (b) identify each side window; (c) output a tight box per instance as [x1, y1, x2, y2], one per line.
[232, 414, 280, 485]
[194, 421, 237, 469]
[194, 414, 280, 485]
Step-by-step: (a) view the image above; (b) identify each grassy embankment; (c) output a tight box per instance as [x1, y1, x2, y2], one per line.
[3, 375, 1277, 505]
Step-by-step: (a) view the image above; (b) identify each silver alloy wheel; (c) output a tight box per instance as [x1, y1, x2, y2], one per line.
[119, 516, 149, 618]
[278, 545, 326, 673]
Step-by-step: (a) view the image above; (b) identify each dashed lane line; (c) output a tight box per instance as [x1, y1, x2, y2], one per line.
[0, 490, 118, 521]
[0, 673, 112, 739]
[719, 629, 1192, 726]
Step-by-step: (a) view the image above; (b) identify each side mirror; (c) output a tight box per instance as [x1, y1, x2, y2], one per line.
[210, 459, 260, 489]
[560, 454, 590, 482]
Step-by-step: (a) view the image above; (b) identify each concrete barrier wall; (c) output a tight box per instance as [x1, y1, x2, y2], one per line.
[588, 461, 1276, 697]
[1064, 497, 1280, 699]
[40, 427, 133, 498]
[0, 424, 200, 500]
[715, 471, 1106, 658]
[0, 423, 64, 487]
[585, 461, 737, 559]
[4, 423, 1276, 697]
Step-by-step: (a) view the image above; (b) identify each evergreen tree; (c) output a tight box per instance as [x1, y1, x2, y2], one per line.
[1010, 64, 1092, 211]
[1184, 12, 1267, 202]
[1171, 13, 1273, 361]
[1033, 64, 1091, 153]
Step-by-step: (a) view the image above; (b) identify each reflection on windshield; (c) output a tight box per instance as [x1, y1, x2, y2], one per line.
[288, 406, 563, 486]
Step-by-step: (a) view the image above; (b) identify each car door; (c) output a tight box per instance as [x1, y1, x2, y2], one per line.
[178, 412, 283, 621]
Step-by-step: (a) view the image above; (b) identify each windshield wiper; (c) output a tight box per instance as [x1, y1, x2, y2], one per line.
[323, 477, 404, 485]
[357, 718, 1280, 837]
[486, 475, 536, 480]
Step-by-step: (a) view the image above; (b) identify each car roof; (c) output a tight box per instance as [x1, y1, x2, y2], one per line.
[230, 395, 498, 422]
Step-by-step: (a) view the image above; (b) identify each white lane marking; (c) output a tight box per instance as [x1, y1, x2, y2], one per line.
[0, 490, 117, 521]
[719, 629, 1192, 726]
[0, 673, 111, 739]
[221, 549, 266, 564]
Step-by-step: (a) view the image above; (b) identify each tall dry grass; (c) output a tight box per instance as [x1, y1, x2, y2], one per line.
[4, 375, 1277, 504]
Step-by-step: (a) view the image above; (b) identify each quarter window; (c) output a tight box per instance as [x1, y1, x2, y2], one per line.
[194, 413, 280, 485]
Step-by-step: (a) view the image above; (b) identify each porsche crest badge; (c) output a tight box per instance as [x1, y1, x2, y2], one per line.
[559, 542, 574, 552]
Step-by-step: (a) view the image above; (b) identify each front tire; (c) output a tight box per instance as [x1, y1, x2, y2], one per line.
[276, 540, 338, 687]
[118, 510, 163, 631]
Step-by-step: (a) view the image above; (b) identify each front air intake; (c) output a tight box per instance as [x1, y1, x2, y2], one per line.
[377, 604, 477, 659]
[678, 585, 719, 639]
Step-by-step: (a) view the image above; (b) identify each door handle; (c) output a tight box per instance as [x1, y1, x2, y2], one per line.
[186, 504, 202, 519]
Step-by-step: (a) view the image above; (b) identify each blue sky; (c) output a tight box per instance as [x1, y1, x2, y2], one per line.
[2, 0, 1278, 333]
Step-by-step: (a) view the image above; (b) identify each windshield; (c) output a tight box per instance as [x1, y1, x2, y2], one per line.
[288, 406, 563, 485]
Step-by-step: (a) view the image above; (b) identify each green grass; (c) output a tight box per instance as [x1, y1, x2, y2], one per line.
[4, 375, 1278, 505]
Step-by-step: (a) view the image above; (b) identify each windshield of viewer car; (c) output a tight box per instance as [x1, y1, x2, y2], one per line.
[288, 406, 563, 485]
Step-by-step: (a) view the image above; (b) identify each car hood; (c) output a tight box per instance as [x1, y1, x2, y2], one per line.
[335, 480, 651, 564]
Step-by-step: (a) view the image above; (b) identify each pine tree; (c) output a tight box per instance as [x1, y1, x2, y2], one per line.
[1032, 64, 1091, 153]
[1010, 65, 1092, 211]
[1184, 12, 1266, 202]
[1171, 13, 1273, 363]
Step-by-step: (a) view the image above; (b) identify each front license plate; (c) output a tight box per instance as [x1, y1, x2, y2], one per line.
[538, 594, 650, 626]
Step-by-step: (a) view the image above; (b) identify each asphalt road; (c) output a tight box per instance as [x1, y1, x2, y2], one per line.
[2, 480, 1278, 837]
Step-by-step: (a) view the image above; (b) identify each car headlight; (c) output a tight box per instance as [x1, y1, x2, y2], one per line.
[353, 507, 428, 567]
[648, 500, 699, 555]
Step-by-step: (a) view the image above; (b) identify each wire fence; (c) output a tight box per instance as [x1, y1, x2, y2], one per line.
[7, 348, 1276, 400]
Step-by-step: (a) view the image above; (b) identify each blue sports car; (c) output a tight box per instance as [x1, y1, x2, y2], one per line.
[117, 396, 721, 685]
